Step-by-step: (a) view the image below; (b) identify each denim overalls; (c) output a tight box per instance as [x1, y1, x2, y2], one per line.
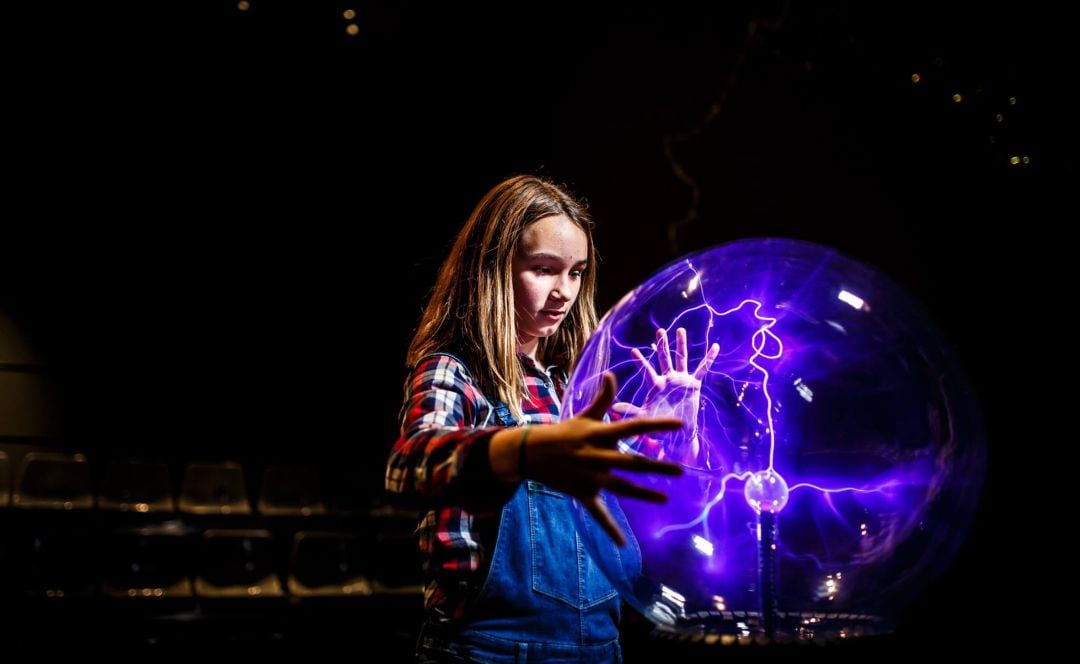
[417, 399, 628, 663]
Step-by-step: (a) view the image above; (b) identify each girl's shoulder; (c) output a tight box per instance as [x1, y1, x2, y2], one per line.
[411, 351, 476, 385]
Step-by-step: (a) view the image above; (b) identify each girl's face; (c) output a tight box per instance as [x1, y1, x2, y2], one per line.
[512, 214, 589, 351]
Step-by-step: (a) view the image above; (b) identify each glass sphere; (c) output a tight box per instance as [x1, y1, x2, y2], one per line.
[564, 238, 986, 641]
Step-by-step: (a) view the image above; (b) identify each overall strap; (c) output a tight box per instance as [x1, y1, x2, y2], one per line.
[491, 401, 517, 427]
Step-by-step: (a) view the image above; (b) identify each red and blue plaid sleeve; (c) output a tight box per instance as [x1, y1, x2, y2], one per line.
[385, 354, 505, 504]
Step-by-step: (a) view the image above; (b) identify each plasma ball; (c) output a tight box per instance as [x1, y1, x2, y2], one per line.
[562, 238, 987, 636]
[744, 469, 789, 513]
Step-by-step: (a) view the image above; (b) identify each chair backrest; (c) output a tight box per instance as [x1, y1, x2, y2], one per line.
[13, 452, 94, 510]
[257, 465, 327, 517]
[194, 528, 283, 597]
[178, 461, 252, 515]
[13, 529, 97, 598]
[288, 530, 372, 596]
[0, 450, 9, 508]
[101, 527, 195, 598]
[99, 460, 175, 513]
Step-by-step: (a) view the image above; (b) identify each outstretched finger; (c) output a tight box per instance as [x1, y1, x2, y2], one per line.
[607, 416, 682, 440]
[582, 449, 684, 476]
[630, 347, 659, 387]
[694, 342, 720, 381]
[611, 402, 643, 417]
[675, 327, 688, 373]
[583, 494, 626, 547]
[602, 475, 670, 504]
[582, 372, 617, 420]
[656, 328, 672, 375]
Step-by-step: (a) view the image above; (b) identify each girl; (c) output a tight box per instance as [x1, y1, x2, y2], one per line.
[387, 175, 703, 663]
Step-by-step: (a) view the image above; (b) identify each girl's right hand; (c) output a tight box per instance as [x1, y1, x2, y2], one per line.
[518, 372, 683, 546]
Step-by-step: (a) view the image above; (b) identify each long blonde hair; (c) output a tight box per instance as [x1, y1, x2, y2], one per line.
[407, 175, 598, 419]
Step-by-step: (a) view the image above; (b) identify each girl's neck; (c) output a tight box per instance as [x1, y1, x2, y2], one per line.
[516, 335, 538, 358]
[516, 337, 542, 368]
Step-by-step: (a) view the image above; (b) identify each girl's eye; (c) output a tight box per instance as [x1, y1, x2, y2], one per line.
[570, 270, 583, 279]
[535, 266, 553, 275]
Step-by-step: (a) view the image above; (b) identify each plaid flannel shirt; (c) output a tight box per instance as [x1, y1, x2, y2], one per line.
[386, 352, 565, 619]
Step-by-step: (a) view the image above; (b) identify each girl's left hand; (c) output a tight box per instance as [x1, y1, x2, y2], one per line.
[613, 327, 719, 465]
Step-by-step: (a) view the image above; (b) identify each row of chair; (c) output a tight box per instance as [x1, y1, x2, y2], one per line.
[1, 524, 422, 600]
[0, 451, 381, 516]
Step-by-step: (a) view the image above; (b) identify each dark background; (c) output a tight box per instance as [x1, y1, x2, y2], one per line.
[2, 0, 1068, 655]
